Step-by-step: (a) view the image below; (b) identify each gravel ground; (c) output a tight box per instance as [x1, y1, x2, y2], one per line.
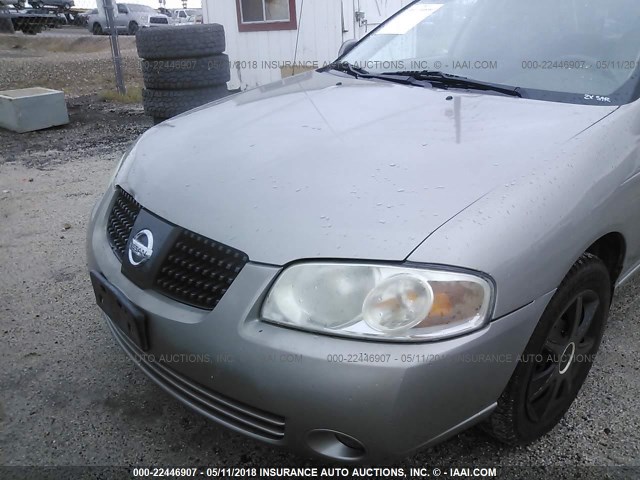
[36, 27, 95, 38]
[0, 101, 639, 478]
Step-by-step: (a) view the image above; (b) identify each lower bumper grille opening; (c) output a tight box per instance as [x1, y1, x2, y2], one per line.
[106, 317, 286, 442]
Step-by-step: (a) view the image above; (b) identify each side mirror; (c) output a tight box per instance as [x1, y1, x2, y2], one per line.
[338, 39, 358, 58]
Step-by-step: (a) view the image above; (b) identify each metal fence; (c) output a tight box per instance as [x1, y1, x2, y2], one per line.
[0, 1, 86, 35]
[0, 0, 144, 99]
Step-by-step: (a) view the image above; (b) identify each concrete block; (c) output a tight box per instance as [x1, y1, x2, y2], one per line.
[0, 87, 69, 133]
[0, 13, 15, 34]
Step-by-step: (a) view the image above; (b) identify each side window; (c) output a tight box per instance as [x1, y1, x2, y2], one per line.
[117, 4, 127, 14]
[179, 11, 186, 18]
[236, 0, 297, 32]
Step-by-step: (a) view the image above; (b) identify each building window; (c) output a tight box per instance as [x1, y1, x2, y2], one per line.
[236, 0, 297, 32]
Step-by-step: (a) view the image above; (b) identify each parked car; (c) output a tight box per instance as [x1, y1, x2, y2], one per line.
[88, 3, 169, 35]
[76, 8, 95, 27]
[43, 10, 65, 27]
[29, 0, 73, 10]
[0, 3, 60, 33]
[171, 8, 202, 25]
[87, 0, 640, 463]
[0, 0, 23, 7]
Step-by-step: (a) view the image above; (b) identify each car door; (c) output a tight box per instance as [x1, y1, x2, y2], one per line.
[116, 3, 128, 28]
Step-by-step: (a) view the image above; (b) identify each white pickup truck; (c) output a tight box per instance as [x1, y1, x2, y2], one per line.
[87, 3, 169, 35]
[170, 8, 202, 25]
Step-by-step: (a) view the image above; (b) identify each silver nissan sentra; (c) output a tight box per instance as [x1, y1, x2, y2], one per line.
[87, 0, 640, 462]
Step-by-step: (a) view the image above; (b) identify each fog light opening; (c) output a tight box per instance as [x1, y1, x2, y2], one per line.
[335, 432, 365, 452]
[306, 430, 366, 461]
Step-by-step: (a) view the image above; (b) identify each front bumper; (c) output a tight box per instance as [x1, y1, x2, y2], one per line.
[87, 189, 554, 462]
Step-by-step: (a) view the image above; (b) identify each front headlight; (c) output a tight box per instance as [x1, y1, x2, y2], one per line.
[261, 263, 494, 341]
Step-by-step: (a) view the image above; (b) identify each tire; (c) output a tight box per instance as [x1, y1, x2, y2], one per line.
[128, 21, 138, 35]
[483, 253, 611, 445]
[136, 24, 225, 60]
[141, 54, 230, 90]
[92, 22, 102, 35]
[142, 86, 229, 119]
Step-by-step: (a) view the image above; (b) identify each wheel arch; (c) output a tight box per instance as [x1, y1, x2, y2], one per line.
[584, 232, 626, 288]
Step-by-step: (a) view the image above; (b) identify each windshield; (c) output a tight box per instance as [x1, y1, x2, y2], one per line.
[342, 0, 640, 105]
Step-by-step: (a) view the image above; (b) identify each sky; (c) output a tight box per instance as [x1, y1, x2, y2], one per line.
[73, 0, 202, 9]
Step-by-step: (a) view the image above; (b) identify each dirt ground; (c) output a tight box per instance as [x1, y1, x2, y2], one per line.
[0, 30, 639, 479]
[0, 30, 142, 96]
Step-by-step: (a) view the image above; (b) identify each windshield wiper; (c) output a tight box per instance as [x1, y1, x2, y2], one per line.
[381, 70, 522, 97]
[327, 61, 370, 78]
[327, 62, 426, 87]
[326, 63, 519, 96]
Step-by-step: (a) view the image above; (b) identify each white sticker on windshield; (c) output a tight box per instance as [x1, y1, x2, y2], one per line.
[584, 94, 612, 103]
[377, 4, 444, 35]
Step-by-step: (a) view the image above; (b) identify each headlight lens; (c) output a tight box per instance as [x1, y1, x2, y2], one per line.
[261, 263, 494, 341]
[363, 274, 434, 333]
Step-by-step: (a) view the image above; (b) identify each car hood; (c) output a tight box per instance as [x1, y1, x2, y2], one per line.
[119, 71, 617, 265]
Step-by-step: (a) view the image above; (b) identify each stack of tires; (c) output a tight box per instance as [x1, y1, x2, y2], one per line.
[136, 24, 230, 124]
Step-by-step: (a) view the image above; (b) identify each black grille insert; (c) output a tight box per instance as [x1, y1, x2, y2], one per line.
[105, 188, 248, 311]
[107, 187, 142, 261]
[155, 230, 249, 310]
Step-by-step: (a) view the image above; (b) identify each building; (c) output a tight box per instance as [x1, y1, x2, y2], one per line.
[202, 0, 412, 90]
